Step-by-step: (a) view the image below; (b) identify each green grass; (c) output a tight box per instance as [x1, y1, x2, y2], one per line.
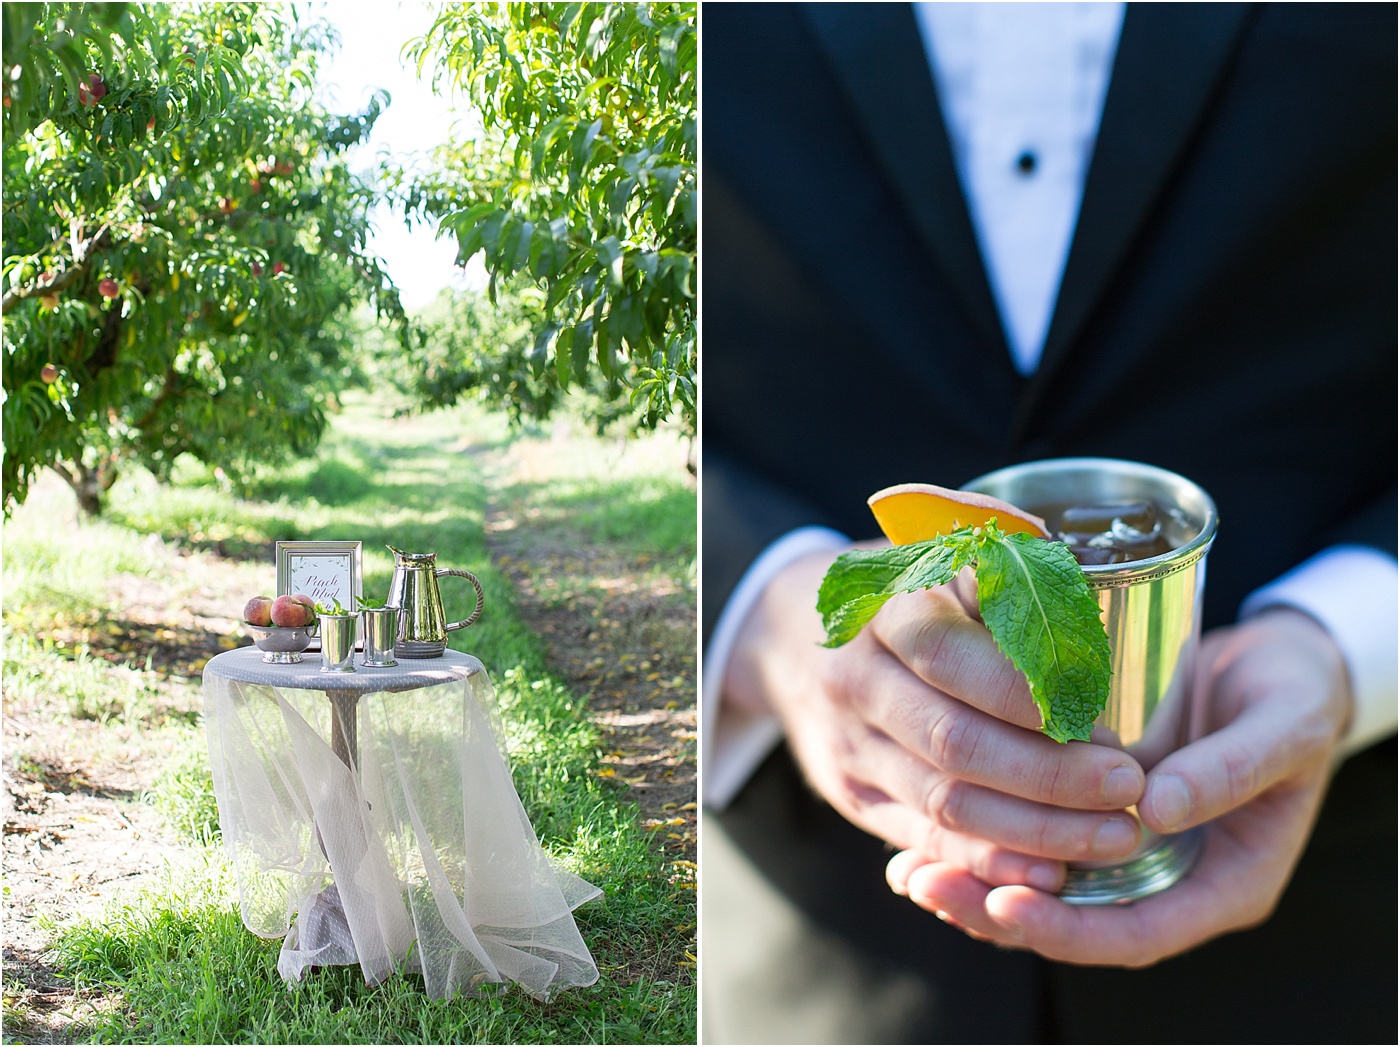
[48, 841, 691, 1044]
[3, 393, 696, 1044]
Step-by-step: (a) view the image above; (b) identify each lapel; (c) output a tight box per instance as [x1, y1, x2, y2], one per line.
[805, 2, 1258, 443]
[1017, 2, 1256, 434]
[803, 2, 1021, 421]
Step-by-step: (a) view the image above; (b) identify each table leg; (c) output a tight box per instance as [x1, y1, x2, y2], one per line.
[316, 690, 361, 860]
[328, 691, 358, 770]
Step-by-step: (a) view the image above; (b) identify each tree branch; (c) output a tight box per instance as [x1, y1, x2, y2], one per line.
[2, 224, 111, 314]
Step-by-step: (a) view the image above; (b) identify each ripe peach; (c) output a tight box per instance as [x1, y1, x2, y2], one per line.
[41, 363, 58, 384]
[98, 278, 119, 299]
[78, 73, 106, 107]
[290, 594, 317, 620]
[243, 596, 274, 626]
[270, 595, 311, 628]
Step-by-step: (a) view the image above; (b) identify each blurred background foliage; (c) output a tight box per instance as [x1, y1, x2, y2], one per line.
[391, 3, 696, 447]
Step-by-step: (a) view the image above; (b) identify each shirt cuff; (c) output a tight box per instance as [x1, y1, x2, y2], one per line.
[1239, 545, 1398, 758]
[702, 526, 850, 809]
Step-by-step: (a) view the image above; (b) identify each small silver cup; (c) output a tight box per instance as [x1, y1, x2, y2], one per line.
[359, 607, 398, 667]
[964, 457, 1218, 905]
[318, 613, 357, 674]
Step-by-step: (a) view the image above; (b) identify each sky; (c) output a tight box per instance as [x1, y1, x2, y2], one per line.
[312, 1, 482, 309]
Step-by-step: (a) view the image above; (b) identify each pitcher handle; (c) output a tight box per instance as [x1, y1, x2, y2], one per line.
[437, 568, 486, 632]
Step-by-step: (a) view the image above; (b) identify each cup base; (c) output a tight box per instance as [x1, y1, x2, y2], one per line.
[359, 656, 397, 667]
[318, 664, 357, 674]
[1058, 825, 1204, 906]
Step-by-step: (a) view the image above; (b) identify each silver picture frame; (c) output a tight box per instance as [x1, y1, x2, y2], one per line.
[276, 541, 363, 648]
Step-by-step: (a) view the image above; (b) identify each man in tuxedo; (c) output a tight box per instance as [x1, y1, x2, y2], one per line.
[700, 4, 1396, 1043]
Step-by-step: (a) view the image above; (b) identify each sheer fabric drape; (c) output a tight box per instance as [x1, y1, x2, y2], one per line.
[202, 650, 600, 1000]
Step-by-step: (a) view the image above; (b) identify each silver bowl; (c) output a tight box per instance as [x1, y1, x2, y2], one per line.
[244, 622, 317, 663]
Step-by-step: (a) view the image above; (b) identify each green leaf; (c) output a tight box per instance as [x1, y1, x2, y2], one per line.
[816, 525, 1111, 742]
[816, 535, 977, 647]
[975, 531, 1111, 743]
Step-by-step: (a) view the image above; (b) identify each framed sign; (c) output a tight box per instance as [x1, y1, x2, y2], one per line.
[276, 541, 363, 647]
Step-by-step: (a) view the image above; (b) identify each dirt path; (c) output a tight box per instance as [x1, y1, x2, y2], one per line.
[3, 491, 261, 1041]
[485, 521, 698, 865]
[481, 424, 697, 869]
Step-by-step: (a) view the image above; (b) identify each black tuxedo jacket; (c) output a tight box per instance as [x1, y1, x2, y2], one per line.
[701, 4, 1396, 1042]
[703, 1, 1395, 640]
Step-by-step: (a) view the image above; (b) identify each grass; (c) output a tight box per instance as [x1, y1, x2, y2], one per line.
[3, 392, 696, 1044]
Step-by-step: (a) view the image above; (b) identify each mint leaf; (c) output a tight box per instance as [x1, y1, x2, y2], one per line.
[816, 524, 1111, 743]
[974, 531, 1111, 743]
[817, 533, 978, 646]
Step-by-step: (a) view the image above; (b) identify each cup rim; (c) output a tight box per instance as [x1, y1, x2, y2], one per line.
[962, 456, 1219, 584]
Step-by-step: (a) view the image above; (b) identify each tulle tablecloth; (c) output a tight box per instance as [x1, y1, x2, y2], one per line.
[202, 647, 600, 1000]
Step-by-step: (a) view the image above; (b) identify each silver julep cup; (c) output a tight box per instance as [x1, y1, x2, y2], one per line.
[359, 607, 398, 667]
[964, 457, 1218, 905]
[318, 613, 358, 674]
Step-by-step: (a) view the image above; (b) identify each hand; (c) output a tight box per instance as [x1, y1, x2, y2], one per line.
[885, 608, 1352, 966]
[722, 546, 1148, 892]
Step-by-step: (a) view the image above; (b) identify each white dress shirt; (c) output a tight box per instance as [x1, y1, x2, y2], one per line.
[702, 3, 1398, 809]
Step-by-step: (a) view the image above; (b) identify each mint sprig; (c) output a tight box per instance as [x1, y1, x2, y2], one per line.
[816, 522, 1111, 743]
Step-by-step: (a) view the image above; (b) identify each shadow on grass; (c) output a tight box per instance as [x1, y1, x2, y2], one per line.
[247, 459, 376, 508]
[69, 618, 246, 689]
[12, 754, 142, 802]
[101, 507, 302, 562]
[498, 476, 697, 559]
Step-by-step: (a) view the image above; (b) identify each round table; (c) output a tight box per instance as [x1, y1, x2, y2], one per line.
[202, 647, 600, 1000]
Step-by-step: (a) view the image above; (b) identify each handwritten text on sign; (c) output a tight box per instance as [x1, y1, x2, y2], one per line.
[288, 556, 352, 607]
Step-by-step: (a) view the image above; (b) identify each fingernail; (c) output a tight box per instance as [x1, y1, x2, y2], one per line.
[1102, 764, 1142, 807]
[1092, 817, 1137, 857]
[1146, 774, 1192, 831]
[1027, 863, 1060, 892]
[933, 910, 951, 923]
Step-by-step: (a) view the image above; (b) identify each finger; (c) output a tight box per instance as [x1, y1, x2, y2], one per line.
[840, 644, 1145, 810]
[901, 861, 1018, 944]
[871, 588, 1041, 729]
[849, 795, 1065, 891]
[887, 846, 1064, 898]
[846, 728, 1142, 861]
[905, 837, 1254, 964]
[1139, 699, 1325, 835]
[885, 847, 930, 895]
[976, 823, 1283, 967]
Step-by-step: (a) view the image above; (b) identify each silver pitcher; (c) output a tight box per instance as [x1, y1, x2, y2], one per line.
[385, 547, 486, 658]
[963, 458, 1219, 905]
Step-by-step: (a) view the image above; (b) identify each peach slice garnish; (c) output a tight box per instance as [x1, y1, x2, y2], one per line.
[868, 482, 1050, 545]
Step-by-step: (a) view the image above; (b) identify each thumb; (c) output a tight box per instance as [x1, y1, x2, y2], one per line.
[1137, 702, 1299, 834]
[1140, 613, 1348, 835]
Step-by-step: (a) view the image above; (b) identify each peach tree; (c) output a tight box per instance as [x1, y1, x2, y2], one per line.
[3, 3, 403, 516]
[394, 2, 695, 441]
